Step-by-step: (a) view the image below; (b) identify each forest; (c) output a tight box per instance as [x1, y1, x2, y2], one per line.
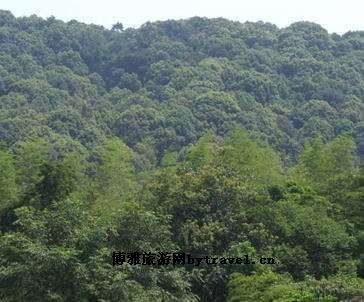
[0, 9, 363, 301]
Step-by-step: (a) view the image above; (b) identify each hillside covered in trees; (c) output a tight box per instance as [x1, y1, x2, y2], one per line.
[0, 10, 363, 301]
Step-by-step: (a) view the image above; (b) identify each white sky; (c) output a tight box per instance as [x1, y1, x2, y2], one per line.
[1, 0, 363, 34]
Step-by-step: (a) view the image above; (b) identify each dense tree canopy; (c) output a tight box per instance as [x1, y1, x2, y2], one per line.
[0, 10, 363, 302]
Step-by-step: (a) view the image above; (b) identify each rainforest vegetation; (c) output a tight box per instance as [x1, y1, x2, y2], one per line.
[0, 10, 363, 301]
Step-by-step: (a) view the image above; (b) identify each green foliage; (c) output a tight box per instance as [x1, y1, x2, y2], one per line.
[220, 128, 283, 187]
[0, 11, 362, 162]
[294, 135, 355, 190]
[0, 10, 363, 302]
[0, 149, 17, 205]
[33, 153, 85, 207]
[186, 131, 217, 169]
[227, 272, 340, 302]
[0, 199, 90, 301]
[91, 138, 136, 213]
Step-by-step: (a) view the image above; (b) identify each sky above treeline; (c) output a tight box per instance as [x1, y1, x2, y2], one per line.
[1, 0, 363, 34]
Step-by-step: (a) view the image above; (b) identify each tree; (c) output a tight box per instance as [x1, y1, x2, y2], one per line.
[228, 271, 364, 301]
[91, 138, 136, 216]
[293, 135, 356, 193]
[111, 22, 123, 32]
[0, 149, 17, 204]
[220, 128, 283, 187]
